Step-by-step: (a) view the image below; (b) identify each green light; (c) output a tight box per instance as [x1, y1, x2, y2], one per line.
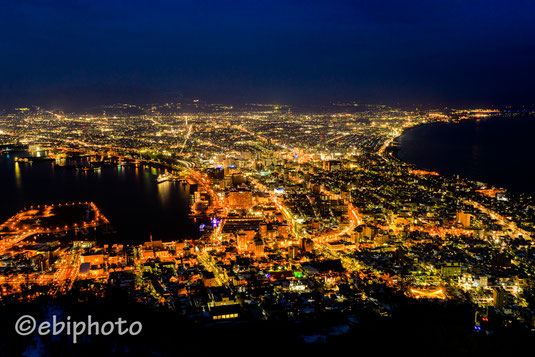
[293, 272, 302, 278]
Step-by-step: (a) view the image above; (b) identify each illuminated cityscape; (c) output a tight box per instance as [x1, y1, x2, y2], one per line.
[2, 0, 535, 355]
[1, 103, 535, 354]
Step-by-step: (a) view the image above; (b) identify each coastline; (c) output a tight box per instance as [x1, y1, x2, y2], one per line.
[386, 118, 500, 188]
[386, 116, 535, 198]
[387, 121, 430, 167]
[0, 150, 200, 242]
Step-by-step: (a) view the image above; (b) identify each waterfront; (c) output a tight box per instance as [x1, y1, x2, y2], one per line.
[398, 113, 535, 197]
[0, 153, 199, 243]
[1, 104, 535, 354]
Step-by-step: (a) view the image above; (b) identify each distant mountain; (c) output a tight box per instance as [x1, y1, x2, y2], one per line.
[0, 86, 184, 111]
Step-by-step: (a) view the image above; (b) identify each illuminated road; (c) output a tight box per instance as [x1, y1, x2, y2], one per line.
[464, 199, 531, 239]
[196, 249, 229, 286]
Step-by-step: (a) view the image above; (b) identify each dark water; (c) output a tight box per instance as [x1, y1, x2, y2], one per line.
[398, 113, 535, 197]
[0, 153, 199, 243]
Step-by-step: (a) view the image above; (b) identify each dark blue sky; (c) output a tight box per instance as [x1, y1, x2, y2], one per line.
[1, 0, 534, 107]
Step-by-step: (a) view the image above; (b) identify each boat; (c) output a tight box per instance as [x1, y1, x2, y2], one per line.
[157, 173, 173, 183]
[75, 165, 101, 172]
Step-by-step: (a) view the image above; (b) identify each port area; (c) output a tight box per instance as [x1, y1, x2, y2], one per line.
[0, 202, 109, 247]
[0, 202, 110, 296]
[156, 172, 183, 183]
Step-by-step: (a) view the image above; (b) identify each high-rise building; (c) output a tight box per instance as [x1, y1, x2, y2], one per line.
[254, 235, 264, 258]
[237, 231, 248, 251]
[493, 287, 508, 308]
[456, 210, 471, 227]
[288, 245, 298, 259]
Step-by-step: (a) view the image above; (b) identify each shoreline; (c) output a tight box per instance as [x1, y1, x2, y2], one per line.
[0, 150, 200, 243]
[387, 119, 479, 175]
[386, 117, 534, 199]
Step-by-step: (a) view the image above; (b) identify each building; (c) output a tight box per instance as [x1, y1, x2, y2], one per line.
[278, 224, 289, 239]
[288, 245, 298, 259]
[456, 210, 471, 227]
[202, 271, 218, 287]
[230, 173, 247, 186]
[228, 190, 253, 210]
[440, 263, 462, 278]
[254, 236, 265, 258]
[223, 158, 236, 169]
[363, 225, 378, 240]
[301, 238, 314, 253]
[375, 234, 389, 246]
[259, 223, 268, 237]
[323, 160, 342, 171]
[81, 253, 105, 265]
[237, 231, 248, 251]
[210, 304, 241, 321]
[493, 287, 508, 309]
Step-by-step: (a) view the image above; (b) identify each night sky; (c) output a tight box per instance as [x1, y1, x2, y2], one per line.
[1, 0, 534, 108]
